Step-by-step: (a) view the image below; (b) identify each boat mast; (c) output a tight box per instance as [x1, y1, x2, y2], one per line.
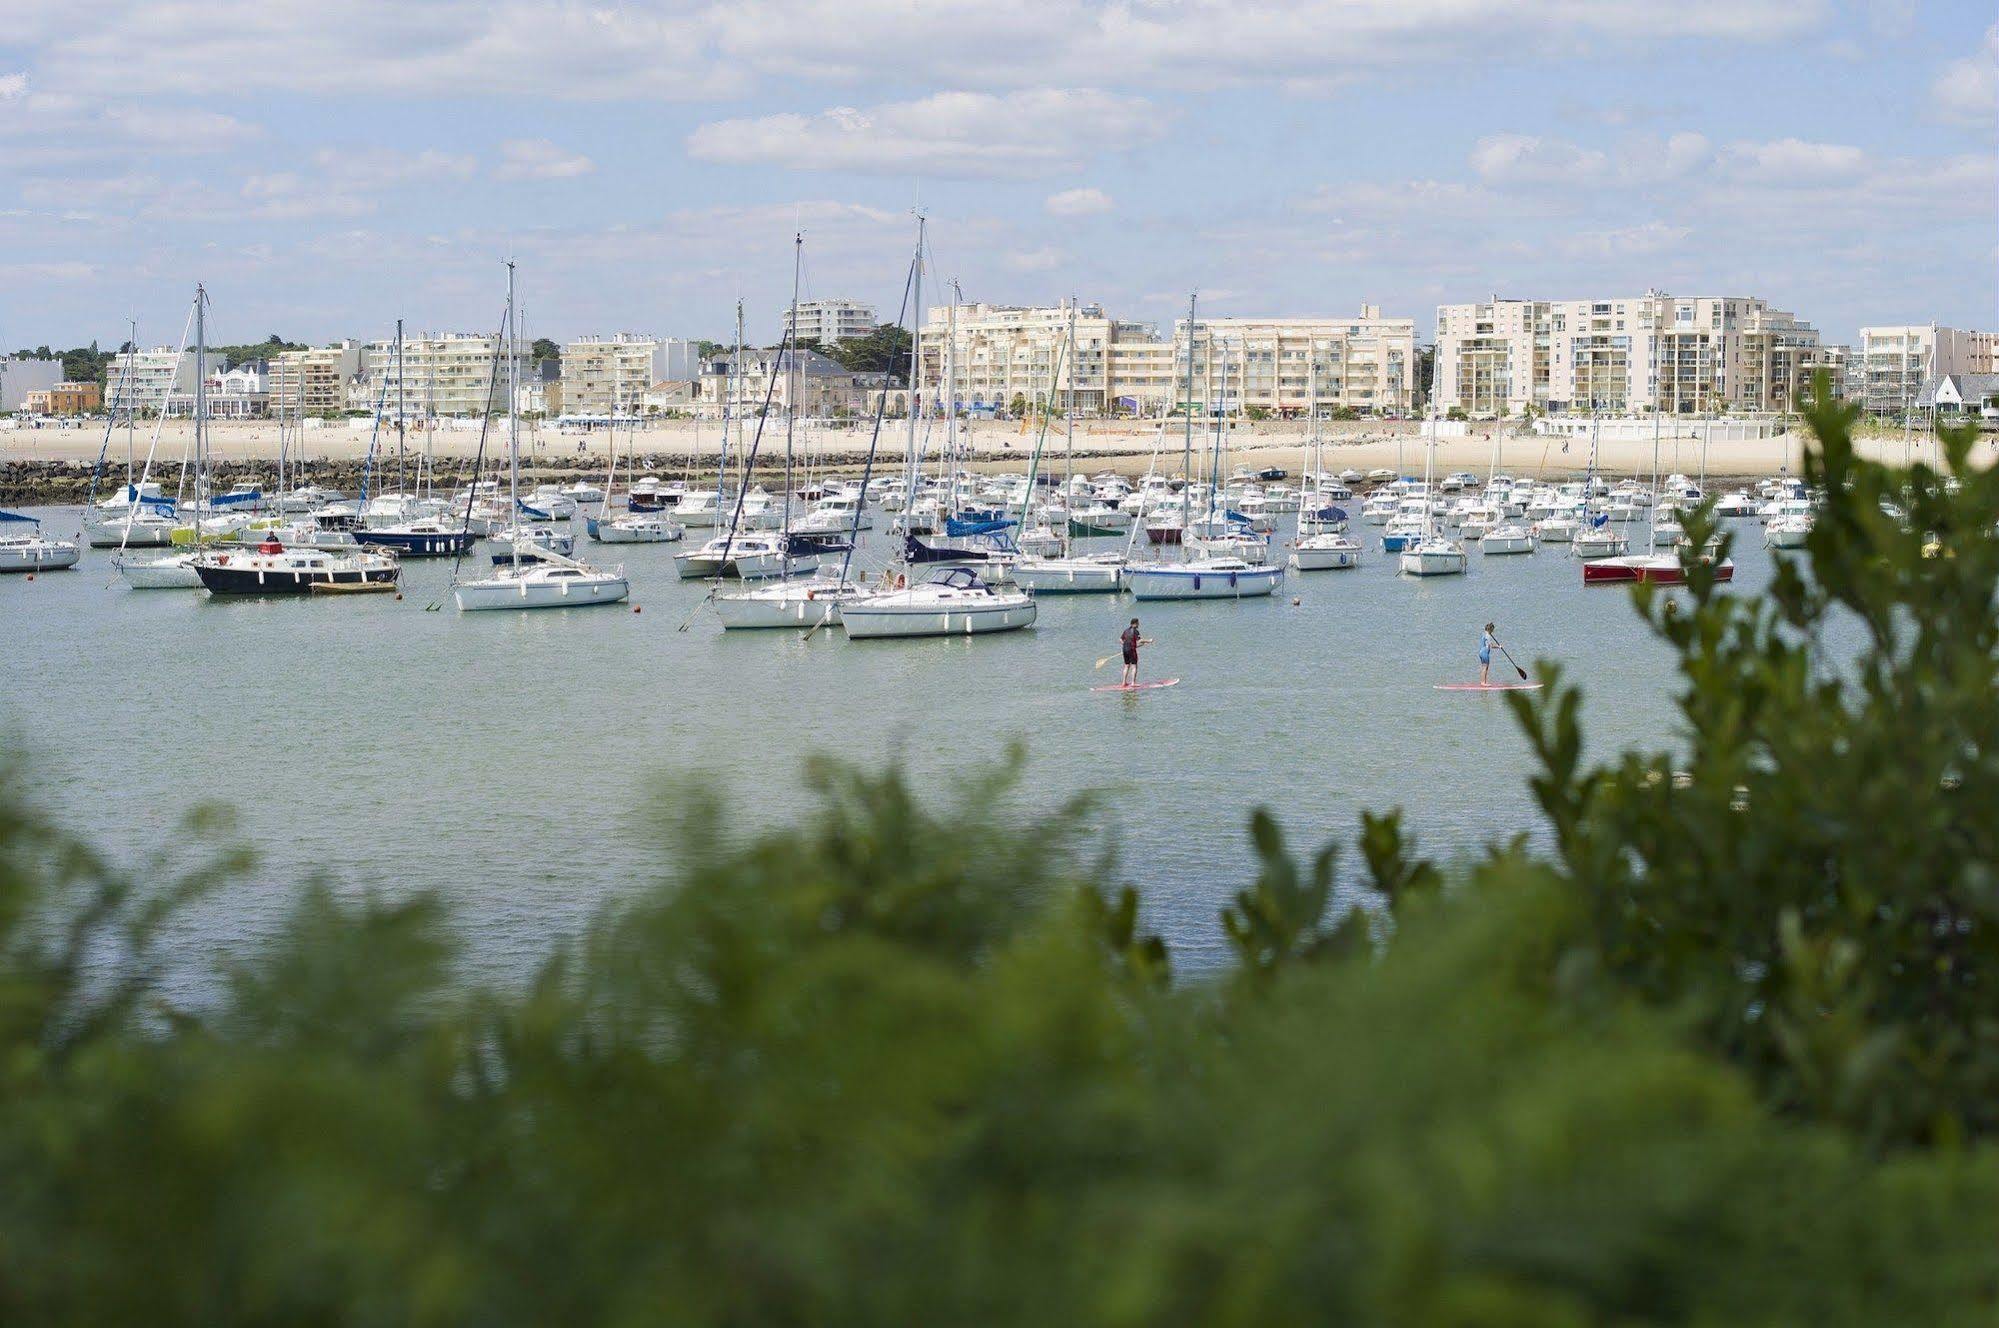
[782, 230, 802, 580]
[944, 282, 958, 502]
[727, 299, 743, 507]
[1180, 292, 1197, 553]
[901, 214, 926, 525]
[395, 318, 407, 497]
[194, 283, 208, 531]
[506, 261, 519, 532]
[1063, 299, 1077, 555]
[124, 321, 137, 483]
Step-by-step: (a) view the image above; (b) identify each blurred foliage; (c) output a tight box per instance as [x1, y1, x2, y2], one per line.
[1511, 378, 1999, 1151]
[4, 378, 1999, 1320]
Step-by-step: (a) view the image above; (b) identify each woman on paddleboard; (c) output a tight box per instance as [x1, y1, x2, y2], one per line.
[1479, 622, 1499, 686]
[1120, 618, 1153, 687]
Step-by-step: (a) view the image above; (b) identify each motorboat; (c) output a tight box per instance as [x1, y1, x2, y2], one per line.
[193, 537, 400, 595]
[586, 511, 685, 543]
[1067, 503, 1132, 536]
[1010, 553, 1126, 593]
[1399, 536, 1469, 577]
[839, 566, 1038, 638]
[674, 532, 804, 580]
[1532, 515, 1579, 544]
[454, 551, 629, 611]
[1477, 525, 1534, 555]
[1583, 552, 1734, 585]
[522, 487, 577, 521]
[1570, 526, 1630, 560]
[1766, 512, 1813, 549]
[1126, 557, 1284, 600]
[88, 509, 178, 548]
[560, 481, 607, 507]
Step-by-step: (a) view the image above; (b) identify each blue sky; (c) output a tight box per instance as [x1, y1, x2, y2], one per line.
[2, 1, 1993, 350]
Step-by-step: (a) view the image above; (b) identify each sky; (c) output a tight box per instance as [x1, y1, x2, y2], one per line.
[2, 0, 1994, 351]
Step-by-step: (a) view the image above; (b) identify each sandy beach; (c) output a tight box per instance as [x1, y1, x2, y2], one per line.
[1, 415, 1961, 483]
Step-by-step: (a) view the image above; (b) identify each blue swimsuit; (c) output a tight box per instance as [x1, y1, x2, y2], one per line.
[1479, 631, 1495, 664]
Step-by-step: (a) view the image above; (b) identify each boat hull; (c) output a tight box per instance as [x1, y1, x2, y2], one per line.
[1010, 559, 1125, 593]
[358, 528, 478, 557]
[713, 583, 862, 629]
[1399, 549, 1469, 576]
[195, 561, 400, 596]
[116, 554, 202, 588]
[1582, 555, 1736, 586]
[1290, 543, 1361, 570]
[0, 541, 81, 572]
[1126, 564, 1283, 600]
[840, 596, 1037, 639]
[454, 574, 629, 610]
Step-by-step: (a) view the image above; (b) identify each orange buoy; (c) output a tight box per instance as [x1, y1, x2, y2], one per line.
[632, 605, 641, 613]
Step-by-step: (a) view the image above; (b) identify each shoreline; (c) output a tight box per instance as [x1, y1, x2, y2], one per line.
[1, 417, 1960, 505]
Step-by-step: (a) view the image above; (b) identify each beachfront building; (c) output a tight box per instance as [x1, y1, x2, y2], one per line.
[782, 300, 877, 347]
[360, 332, 523, 417]
[1916, 373, 1999, 427]
[914, 300, 1417, 417]
[269, 341, 368, 417]
[1857, 325, 1998, 416]
[102, 348, 204, 417]
[202, 363, 269, 419]
[698, 347, 881, 418]
[560, 336, 698, 417]
[22, 380, 101, 416]
[1433, 293, 1825, 417]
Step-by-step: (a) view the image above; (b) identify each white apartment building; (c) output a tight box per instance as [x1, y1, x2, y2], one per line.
[782, 300, 877, 347]
[269, 341, 368, 416]
[361, 332, 523, 417]
[202, 363, 270, 419]
[1434, 293, 1825, 417]
[103, 348, 206, 416]
[561, 335, 699, 416]
[0, 357, 63, 412]
[915, 300, 1416, 416]
[1857, 325, 1998, 415]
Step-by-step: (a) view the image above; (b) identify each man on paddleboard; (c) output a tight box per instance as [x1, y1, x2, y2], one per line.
[1479, 622, 1499, 686]
[1120, 618, 1152, 687]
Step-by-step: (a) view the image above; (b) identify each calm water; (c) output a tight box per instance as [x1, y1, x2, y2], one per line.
[3, 504, 1762, 980]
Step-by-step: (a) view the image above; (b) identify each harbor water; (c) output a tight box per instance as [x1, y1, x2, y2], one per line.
[3, 505, 1765, 981]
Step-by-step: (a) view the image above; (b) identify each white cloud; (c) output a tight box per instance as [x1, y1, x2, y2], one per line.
[494, 138, 596, 181]
[9, 1, 1825, 104]
[1469, 134, 1610, 186]
[0, 72, 27, 100]
[1716, 137, 1867, 183]
[1932, 25, 1997, 128]
[1005, 246, 1067, 272]
[1570, 221, 1691, 257]
[1045, 187, 1112, 216]
[689, 90, 1160, 177]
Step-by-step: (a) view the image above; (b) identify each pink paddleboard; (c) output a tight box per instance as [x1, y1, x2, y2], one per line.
[1092, 678, 1181, 693]
[1434, 682, 1542, 692]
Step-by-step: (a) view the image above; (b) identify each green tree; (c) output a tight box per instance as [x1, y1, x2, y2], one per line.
[823, 324, 913, 379]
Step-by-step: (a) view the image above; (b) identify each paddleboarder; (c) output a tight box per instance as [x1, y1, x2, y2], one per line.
[1479, 622, 1499, 686]
[1120, 617, 1153, 688]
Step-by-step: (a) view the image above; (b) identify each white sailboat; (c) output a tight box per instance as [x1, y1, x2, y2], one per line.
[1398, 394, 1466, 577]
[454, 262, 630, 612]
[841, 218, 1036, 639]
[1012, 303, 1127, 594]
[1289, 358, 1362, 571]
[1128, 299, 1283, 600]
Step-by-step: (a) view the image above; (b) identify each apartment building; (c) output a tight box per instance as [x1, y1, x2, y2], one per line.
[560, 335, 699, 416]
[1857, 325, 1998, 415]
[914, 300, 1417, 416]
[1434, 293, 1825, 416]
[102, 348, 205, 416]
[203, 363, 270, 419]
[23, 382, 102, 415]
[361, 332, 522, 417]
[269, 341, 368, 416]
[782, 300, 878, 347]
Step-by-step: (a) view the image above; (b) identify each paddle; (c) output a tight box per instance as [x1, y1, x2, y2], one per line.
[1093, 637, 1156, 669]
[1496, 640, 1528, 681]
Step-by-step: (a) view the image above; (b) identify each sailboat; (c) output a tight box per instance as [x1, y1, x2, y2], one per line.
[716, 232, 873, 629]
[1290, 355, 1362, 570]
[455, 263, 630, 611]
[1127, 296, 1283, 600]
[1398, 385, 1467, 577]
[840, 218, 1038, 639]
[0, 510, 80, 572]
[1011, 303, 1125, 593]
[586, 360, 684, 544]
[1583, 359, 1732, 585]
